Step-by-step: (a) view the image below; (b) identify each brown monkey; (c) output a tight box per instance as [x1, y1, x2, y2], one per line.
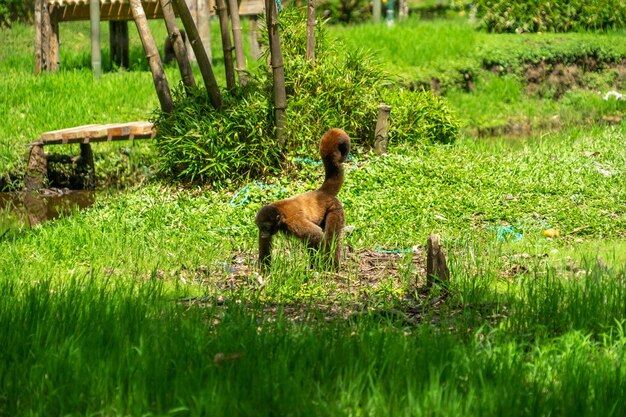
[255, 128, 351, 272]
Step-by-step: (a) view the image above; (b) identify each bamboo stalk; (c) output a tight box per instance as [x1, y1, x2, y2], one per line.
[306, 0, 316, 64]
[129, 0, 173, 113]
[228, 0, 248, 86]
[171, 0, 223, 109]
[216, 0, 236, 89]
[265, 0, 287, 146]
[160, 0, 196, 90]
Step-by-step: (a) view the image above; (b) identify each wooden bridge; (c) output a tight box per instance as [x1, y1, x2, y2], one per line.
[25, 121, 155, 190]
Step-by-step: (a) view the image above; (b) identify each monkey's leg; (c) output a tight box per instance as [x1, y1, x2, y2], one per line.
[258, 233, 273, 273]
[322, 207, 345, 268]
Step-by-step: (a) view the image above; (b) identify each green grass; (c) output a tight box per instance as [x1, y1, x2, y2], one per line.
[0, 19, 237, 189]
[2, 14, 626, 416]
[1, 246, 625, 415]
[331, 18, 626, 133]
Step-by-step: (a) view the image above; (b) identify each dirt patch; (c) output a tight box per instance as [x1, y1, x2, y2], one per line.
[176, 247, 465, 325]
[524, 61, 581, 98]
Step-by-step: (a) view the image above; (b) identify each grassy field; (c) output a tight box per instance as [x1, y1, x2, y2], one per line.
[1, 13, 626, 417]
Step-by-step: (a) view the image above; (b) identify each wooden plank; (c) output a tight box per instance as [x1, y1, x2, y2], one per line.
[39, 124, 100, 140]
[240, 0, 264, 16]
[36, 122, 155, 145]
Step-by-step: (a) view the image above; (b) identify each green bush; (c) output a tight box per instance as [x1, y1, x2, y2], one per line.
[317, 0, 371, 24]
[386, 89, 459, 145]
[154, 87, 282, 186]
[0, 0, 34, 28]
[475, 0, 626, 33]
[154, 9, 459, 186]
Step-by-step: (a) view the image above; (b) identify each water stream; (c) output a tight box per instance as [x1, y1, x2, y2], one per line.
[0, 188, 95, 233]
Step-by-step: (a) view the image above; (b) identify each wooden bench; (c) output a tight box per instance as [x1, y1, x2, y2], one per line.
[25, 121, 155, 190]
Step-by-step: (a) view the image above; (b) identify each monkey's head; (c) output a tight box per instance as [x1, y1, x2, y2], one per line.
[255, 204, 282, 237]
[320, 128, 351, 164]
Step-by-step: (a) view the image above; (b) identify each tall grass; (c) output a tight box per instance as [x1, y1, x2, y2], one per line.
[1, 264, 625, 416]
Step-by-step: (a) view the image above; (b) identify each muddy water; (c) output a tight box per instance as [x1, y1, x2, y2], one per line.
[0, 189, 95, 229]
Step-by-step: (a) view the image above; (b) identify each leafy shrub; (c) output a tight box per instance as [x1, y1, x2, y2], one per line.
[154, 87, 281, 186]
[386, 89, 459, 145]
[317, 0, 371, 24]
[154, 9, 459, 186]
[475, 0, 626, 33]
[0, 0, 35, 28]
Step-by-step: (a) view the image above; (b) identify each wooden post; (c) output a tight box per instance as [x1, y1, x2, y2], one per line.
[34, 0, 43, 74]
[305, 0, 315, 64]
[265, 0, 287, 147]
[374, 104, 391, 155]
[249, 16, 261, 59]
[90, 0, 102, 78]
[372, 0, 381, 23]
[109, 21, 129, 68]
[24, 145, 47, 191]
[77, 144, 96, 190]
[39, 0, 53, 72]
[130, 0, 174, 113]
[216, 0, 236, 89]
[197, 0, 213, 63]
[398, 0, 408, 20]
[172, 0, 223, 109]
[426, 234, 450, 289]
[49, 8, 60, 71]
[160, 0, 196, 89]
[228, 0, 248, 86]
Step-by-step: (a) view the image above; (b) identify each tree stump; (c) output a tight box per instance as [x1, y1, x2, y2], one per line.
[426, 233, 450, 289]
[24, 145, 47, 191]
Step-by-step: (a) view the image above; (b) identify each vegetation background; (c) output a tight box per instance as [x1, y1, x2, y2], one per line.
[1, 0, 626, 415]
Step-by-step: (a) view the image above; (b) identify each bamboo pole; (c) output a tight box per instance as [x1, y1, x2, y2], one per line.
[306, 0, 316, 64]
[129, 0, 174, 113]
[160, 0, 196, 89]
[172, 0, 223, 109]
[90, 0, 101, 78]
[228, 0, 248, 86]
[216, 0, 236, 89]
[265, 0, 287, 146]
